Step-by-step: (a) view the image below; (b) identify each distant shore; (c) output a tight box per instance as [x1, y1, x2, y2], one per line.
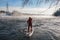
[0, 16, 56, 19]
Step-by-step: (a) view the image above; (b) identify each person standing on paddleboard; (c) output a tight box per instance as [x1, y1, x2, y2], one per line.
[27, 17, 32, 32]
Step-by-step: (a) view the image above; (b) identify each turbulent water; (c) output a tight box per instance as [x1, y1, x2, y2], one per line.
[0, 17, 60, 40]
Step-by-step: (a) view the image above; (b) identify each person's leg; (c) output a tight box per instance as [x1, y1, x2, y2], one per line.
[28, 25, 32, 32]
[28, 26, 32, 32]
[28, 26, 29, 32]
[31, 24, 32, 32]
[31, 27, 32, 32]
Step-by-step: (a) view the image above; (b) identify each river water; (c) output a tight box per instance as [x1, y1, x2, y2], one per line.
[0, 17, 60, 40]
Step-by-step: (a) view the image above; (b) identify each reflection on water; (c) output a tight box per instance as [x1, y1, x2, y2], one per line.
[0, 18, 60, 40]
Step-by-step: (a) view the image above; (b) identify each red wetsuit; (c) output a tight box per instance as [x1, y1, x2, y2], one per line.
[27, 17, 32, 32]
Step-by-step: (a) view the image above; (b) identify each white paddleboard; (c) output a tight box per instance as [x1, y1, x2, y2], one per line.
[26, 29, 34, 37]
[23, 28, 34, 37]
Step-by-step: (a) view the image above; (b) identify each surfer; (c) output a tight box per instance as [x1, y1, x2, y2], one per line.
[27, 17, 32, 32]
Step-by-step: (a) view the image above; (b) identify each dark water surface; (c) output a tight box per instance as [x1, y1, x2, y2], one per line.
[0, 18, 60, 40]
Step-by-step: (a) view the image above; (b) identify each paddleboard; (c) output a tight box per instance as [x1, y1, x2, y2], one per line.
[26, 29, 34, 37]
[23, 28, 34, 37]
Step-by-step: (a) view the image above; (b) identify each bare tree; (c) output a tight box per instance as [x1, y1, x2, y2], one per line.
[22, 0, 59, 7]
[22, 0, 29, 7]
